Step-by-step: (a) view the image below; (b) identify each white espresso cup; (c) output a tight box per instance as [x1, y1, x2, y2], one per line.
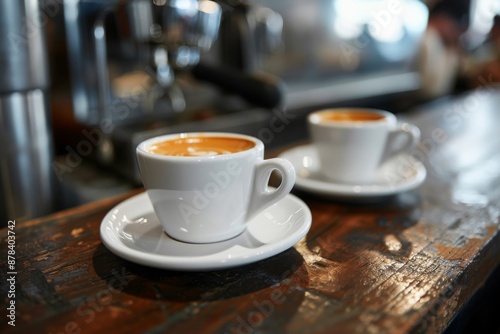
[136, 132, 296, 243]
[308, 108, 420, 184]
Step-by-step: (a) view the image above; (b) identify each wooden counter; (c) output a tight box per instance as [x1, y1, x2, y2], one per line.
[2, 89, 500, 334]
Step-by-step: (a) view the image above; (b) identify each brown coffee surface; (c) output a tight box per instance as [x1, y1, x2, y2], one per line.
[148, 136, 255, 157]
[319, 110, 386, 122]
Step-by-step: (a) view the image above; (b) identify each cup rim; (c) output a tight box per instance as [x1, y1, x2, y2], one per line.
[308, 108, 396, 128]
[136, 132, 263, 161]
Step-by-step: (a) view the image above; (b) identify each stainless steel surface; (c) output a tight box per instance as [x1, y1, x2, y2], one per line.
[286, 71, 422, 111]
[0, 0, 55, 222]
[126, 0, 154, 42]
[0, 91, 55, 222]
[0, 0, 49, 92]
[157, 0, 222, 52]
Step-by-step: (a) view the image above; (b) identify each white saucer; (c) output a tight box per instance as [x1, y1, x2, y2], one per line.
[99, 192, 311, 271]
[279, 144, 426, 199]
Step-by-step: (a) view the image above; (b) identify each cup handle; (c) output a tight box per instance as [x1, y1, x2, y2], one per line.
[246, 158, 296, 221]
[381, 122, 420, 164]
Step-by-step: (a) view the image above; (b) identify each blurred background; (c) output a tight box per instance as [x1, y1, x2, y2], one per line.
[1, 0, 499, 224]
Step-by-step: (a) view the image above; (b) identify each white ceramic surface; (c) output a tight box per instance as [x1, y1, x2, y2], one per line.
[136, 132, 296, 243]
[308, 109, 420, 184]
[279, 145, 426, 199]
[99, 192, 312, 271]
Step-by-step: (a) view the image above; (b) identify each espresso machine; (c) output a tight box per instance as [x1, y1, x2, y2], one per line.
[62, 0, 285, 183]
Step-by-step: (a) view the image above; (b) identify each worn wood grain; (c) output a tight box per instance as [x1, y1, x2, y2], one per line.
[1, 89, 500, 334]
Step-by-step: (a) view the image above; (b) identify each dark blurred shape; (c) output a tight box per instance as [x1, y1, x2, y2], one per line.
[430, 0, 471, 32]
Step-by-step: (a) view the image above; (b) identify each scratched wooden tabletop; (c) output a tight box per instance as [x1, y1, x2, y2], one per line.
[1, 89, 500, 334]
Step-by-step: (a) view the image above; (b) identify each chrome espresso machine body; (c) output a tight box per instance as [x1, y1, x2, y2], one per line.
[62, 0, 429, 184]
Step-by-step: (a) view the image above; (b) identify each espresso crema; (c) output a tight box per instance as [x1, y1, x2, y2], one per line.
[148, 136, 255, 157]
[318, 110, 386, 122]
